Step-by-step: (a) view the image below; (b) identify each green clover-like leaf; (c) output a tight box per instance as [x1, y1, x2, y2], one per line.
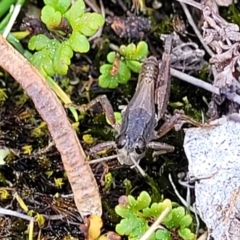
[74, 13, 104, 36]
[115, 205, 133, 219]
[143, 203, 160, 218]
[69, 31, 90, 53]
[53, 42, 73, 75]
[99, 65, 119, 89]
[155, 229, 171, 240]
[178, 228, 195, 240]
[130, 217, 148, 238]
[64, 0, 85, 27]
[179, 214, 193, 228]
[164, 207, 185, 229]
[142, 207, 152, 218]
[119, 45, 127, 56]
[107, 52, 116, 63]
[135, 191, 151, 210]
[128, 195, 138, 210]
[44, 0, 71, 14]
[119, 41, 148, 61]
[41, 5, 62, 30]
[116, 216, 147, 238]
[116, 218, 135, 236]
[47, 39, 61, 58]
[98, 61, 131, 88]
[84, 12, 105, 30]
[126, 60, 142, 73]
[30, 50, 54, 77]
[134, 41, 148, 60]
[119, 43, 136, 59]
[118, 61, 131, 84]
[28, 34, 51, 51]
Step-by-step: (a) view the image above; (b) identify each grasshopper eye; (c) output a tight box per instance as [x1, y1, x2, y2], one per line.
[116, 135, 127, 149]
[135, 138, 146, 154]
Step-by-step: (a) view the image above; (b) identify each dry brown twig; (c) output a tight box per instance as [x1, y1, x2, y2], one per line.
[176, 0, 240, 117]
[0, 34, 102, 217]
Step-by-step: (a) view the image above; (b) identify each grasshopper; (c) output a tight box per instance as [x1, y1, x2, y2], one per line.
[68, 34, 205, 176]
[88, 35, 175, 176]
[70, 34, 204, 176]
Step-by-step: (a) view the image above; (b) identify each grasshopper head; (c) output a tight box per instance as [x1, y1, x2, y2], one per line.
[115, 134, 146, 166]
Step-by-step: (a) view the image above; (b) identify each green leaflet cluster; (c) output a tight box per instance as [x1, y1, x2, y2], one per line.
[28, 0, 104, 78]
[99, 41, 148, 88]
[115, 191, 195, 240]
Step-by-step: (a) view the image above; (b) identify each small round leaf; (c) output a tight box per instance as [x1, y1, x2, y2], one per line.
[135, 191, 151, 210]
[155, 229, 171, 240]
[118, 61, 131, 84]
[64, 0, 85, 27]
[69, 32, 90, 53]
[44, 0, 71, 14]
[178, 228, 195, 240]
[76, 13, 104, 36]
[134, 41, 149, 60]
[119, 45, 127, 56]
[107, 52, 116, 63]
[126, 60, 142, 73]
[28, 34, 50, 51]
[125, 43, 137, 59]
[115, 205, 132, 219]
[98, 74, 119, 89]
[85, 12, 105, 30]
[116, 218, 134, 236]
[41, 6, 62, 30]
[179, 214, 192, 228]
[100, 64, 112, 75]
[53, 43, 73, 75]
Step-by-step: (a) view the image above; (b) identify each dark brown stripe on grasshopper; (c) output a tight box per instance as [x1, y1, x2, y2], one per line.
[155, 35, 173, 119]
[0, 35, 101, 217]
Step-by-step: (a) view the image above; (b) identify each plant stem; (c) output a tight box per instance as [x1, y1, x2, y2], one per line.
[0, 207, 34, 221]
[3, 1, 25, 38]
[0, 5, 14, 31]
[139, 207, 172, 240]
[0, 0, 15, 19]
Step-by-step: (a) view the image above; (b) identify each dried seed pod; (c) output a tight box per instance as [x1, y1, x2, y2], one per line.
[0, 35, 102, 217]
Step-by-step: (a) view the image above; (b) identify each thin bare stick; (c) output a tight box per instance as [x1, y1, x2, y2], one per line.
[89, 154, 123, 164]
[0, 34, 101, 217]
[139, 207, 171, 240]
[171, 68, 240, 104]
[29, 218, 34, 240]
[179, 2, 214, 57]
[175, 0, 202, 10]
[0, 207, 34, 221]
[85, 0, 100, 12]
[170, 68, 219, 94]
[168, 174, 196, 213]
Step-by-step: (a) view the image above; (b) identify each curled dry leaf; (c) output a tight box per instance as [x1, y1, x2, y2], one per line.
[184, 115, 240, 239]
[0, 34, 102, 217]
